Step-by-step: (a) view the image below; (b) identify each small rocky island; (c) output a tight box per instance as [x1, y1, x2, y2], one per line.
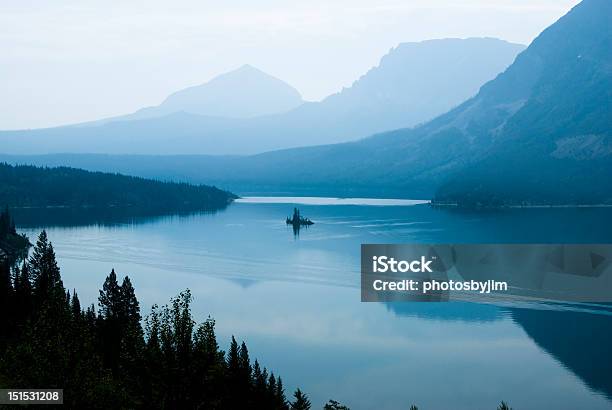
[286, 208, 314, 235]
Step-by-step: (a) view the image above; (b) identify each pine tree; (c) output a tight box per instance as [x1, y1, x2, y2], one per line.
[497, 402, 512, 410]
[84, 303, 96, 327]
[98, 269, 122, 373]
[171, 290, 193, 365]
[13, 261, 32, 322]
[99, 269, 121, 319]
[227, 336, 240, 375]
[290, 388, 311, 410]
[0, 206, 9, 239]
[276, 376, 288, 410]
[0, 259, 14, 343]
[71, 291, 81, 322]
[0, 258, 12, 302]
[29, 231, 63, 303]
[119, 277, 141, 324]
[194, 317, 220, 362]
[252, 359, 266, 398]
[239, 341, 252, 383]
[192, 316, 225, 408]
[268, 372, 277, 399]
[143, 304, 163, 407]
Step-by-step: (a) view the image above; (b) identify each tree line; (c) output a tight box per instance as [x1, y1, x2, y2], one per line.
[0, 162, 236, 211]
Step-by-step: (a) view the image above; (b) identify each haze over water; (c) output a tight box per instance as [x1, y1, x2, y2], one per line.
[14, 199, 612, 410]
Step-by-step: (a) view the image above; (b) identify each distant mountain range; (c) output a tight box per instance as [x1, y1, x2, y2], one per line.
[0, 38, 523, 155]
[5, 0, 607, 206]
[2, 0, 609, 206]
[164, 0, 609, 205]
[88, 64, 304, 123]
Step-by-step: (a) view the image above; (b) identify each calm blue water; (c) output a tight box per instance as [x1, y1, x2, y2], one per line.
[14, 200, 612, 410]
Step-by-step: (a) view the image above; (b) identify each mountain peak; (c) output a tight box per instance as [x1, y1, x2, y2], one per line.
[235, 63, 258, 72]
[157, 65, 303, 119]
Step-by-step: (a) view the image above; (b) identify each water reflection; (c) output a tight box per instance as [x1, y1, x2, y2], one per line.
[12, 201, 612, 409]
[509, 305, 612, 400]
[11, 206, 227, 228]
[385, 301, 505, 322]
[386, 300, 612, 400]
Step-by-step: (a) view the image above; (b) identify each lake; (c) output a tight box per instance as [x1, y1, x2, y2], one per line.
[13, 199, 612, 410]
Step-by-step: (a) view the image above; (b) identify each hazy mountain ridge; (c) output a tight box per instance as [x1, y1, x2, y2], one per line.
[109, 64, 304, 122]
[28, 0, 605, 204]
[0, 38, 524, 155]
[194, 0, 611, 204]
[1, 0, 608, 205]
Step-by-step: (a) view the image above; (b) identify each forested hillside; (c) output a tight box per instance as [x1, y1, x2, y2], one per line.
[0, 229, 290, 408]
[0, 163, 236, 210]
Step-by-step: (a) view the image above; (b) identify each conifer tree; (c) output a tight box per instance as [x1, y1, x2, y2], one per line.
[268, 372, 277, 394]
[252, 359, 266, 396]
[290, 388, 311, 410]
[227, 336, 240, 375]
[99, 269, 121, 319]
[276, 376, 288, 410]
[192, 316, 225, 408]
[0, 259, 14, 343]
[98, 269, 123, 373]
[239, 341, 252, 383]
[0, 206, 9, 239]
[120, 276, 141, 324]
[194, 317, 220, 363]
[13, 261, 32, 322]
[30, 231, 63, 303]
[71, 290, 81, 322]
[171, 290, 193, 365]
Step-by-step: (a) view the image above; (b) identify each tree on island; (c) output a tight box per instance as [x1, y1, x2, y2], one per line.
[286, 208, 314, 226]
[324, 399, 351, 409]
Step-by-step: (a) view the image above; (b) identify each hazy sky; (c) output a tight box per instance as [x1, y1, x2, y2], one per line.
[1, 0, 580, 129]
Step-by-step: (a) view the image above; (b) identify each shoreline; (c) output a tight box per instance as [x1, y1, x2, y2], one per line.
[431, 202, 612, 209]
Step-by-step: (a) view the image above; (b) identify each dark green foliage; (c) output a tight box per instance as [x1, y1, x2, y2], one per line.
[0, 227, 297, 409]
[29, 231, 63, 307]
[0, 206, 30, 264]
[0, 162, 236, 211]
[497, 401, 512, 410]
[290, 388, 312, 410]
[0, 259, 14, 346]
[409, 406, 418, 410]
[0, 206, 16, 241]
